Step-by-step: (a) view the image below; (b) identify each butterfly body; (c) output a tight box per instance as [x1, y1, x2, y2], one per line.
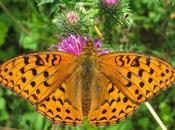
[0, 42, 175, 126]
[72, 42, 102, 115]
[78, 56, 95, 115]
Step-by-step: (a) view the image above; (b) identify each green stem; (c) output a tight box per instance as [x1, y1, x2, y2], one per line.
[103, 15, 113, 44]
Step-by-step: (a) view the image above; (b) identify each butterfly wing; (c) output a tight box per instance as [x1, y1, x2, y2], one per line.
[34, 74, 83, 126]
[0, 51, 77, 104]
[88, 73, 139, 126]
[89, 52, 175, 126]
[99, 52, 175, 103]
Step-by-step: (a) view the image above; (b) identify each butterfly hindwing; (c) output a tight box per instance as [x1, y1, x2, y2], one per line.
[100, 52, 175, 103]
[0, 51, 77, 103]
[34, 74, 83, 126]
[88, 73, 139, 126]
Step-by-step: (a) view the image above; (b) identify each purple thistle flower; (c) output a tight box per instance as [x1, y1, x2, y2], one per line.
[50, 35, 109, 55]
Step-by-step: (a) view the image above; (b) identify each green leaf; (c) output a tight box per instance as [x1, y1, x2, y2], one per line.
[32, 114, 44, 130]
[0, 97, 6, 110]
[0, 46, 16, 61]
[159, 102, 171, 122]
[0, 21, 8, 47]
[19, 33, 38, 50]
[0, 110, 8, 121]
[138, 117, 150, 130]
[51, 4, 61, 13]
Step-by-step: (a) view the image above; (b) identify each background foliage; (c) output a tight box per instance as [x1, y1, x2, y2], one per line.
[0, 0, 175, 130]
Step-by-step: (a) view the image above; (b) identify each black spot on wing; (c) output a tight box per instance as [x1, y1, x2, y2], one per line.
[45, 54, 50, 63]
[150, 68, 154, 74]
[109, 99, 115, 106]
[146, 58, 151, 66]
[112, 108, 116, 112]
[148, 78, 153, 83]
[65, 109, 71, 114]
[65, 116, 73, 121]
[127, 72, 132, 78]
[108, 84, 114, 94]
[47, 109, 54, 115]
[102, 109, 107, 114]
[4, 68, 8, 72]
[23, 56, 29, 65]
[135, 89, 139, 94]
[99, 117, 107, 121]
[31, 68, 37, 76]
[139, 82, 144, 88]
[55, 115, 62, 120]
[131, 56, 141, 67]
[119, 110, 125, 115]
[35, 55, 45, 66]
[123, 97, 128, 103]
[110, 115, 117, 120]
[56, 107, 61, 112]
[36, 89, 40, 94]
[43, 81, 50, 87]
[9, 72, 13, 76]
[52, 96, 56, 101]
[23, 89, 29, 94]
[31, 94, 38, 100]
[43, 71, 49, 78]
[161, 73, 165, 77]
[40, 103, 46, 109]
[126, 105, 132, 110]
[20, 67, 25, 74]
[126, 81, 132, 87]
[118, 56, 125, 66]
[30, 81, 36, 87]
[138, 69, 144, 77]
[58, 98, 64, 105]
[21, 77, 26, 83]
[126, 55, 130, 64]
[52, 54, 61, 66]
[59, 85, 65, 93]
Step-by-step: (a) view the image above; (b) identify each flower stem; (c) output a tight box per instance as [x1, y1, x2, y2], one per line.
[51, 124, 57, 130]
[145, 102, 168, 130]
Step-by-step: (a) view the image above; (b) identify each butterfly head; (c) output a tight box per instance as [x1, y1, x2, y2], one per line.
[82, 41, 97, 55]
[50, 35, 109, 55]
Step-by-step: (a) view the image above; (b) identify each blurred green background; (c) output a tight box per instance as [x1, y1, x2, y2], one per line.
[0, 0, 175, 130]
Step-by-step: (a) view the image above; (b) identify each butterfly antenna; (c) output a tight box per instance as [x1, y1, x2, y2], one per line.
[94, 25, 103, 39]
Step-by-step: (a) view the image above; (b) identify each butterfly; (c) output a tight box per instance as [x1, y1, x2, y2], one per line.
[0, 41, 174, 126]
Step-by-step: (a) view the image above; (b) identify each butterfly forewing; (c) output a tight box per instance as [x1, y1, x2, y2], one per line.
[100, 52, 175, 103]
[0, 52, 77, 104]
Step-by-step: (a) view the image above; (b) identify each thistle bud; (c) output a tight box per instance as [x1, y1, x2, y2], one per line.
[102, 0, 119, 7]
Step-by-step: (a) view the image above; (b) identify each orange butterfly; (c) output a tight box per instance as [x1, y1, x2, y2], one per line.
[0, 40, 174, 126]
